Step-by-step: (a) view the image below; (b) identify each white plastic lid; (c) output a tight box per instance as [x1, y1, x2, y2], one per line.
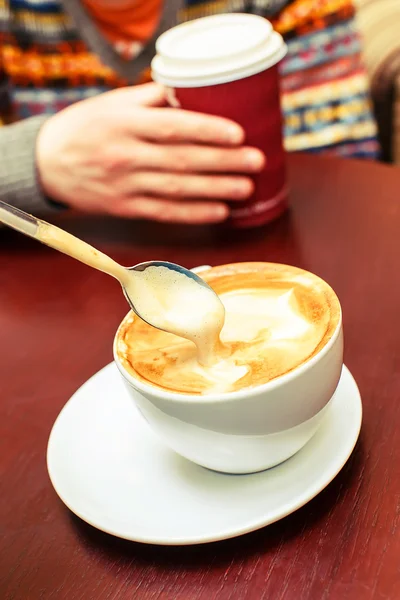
[152, 13, 287, 88]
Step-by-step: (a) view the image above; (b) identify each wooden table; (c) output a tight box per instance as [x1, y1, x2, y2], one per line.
[1, 153, 400, 600]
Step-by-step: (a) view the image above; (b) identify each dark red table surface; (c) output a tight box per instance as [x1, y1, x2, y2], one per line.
[1, 153, 400, 600]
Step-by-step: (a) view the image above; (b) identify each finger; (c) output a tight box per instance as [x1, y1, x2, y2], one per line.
[131, 141, 265, 173]
[107, 83, 168, 107]
[132, 107, 245, 146]
[114, 197, 229, 224]
[127, 82, 168, 107]
[126, 171, 254, 200]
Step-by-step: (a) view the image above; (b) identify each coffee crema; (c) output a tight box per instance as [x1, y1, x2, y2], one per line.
[116, 263, 341, 395]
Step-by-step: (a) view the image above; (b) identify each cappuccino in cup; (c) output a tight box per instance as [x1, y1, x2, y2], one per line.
[114, 262, 343, 473]
[116, 263, 340, 395]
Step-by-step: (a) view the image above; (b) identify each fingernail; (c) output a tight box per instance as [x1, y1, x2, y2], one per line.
[214, 205, 229, 220]
[246, 150, 265, 170]
[226, 125, 244, 144]
[233, 179, 253, 198]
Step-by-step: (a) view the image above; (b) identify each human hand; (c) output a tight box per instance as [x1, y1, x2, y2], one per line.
[36, 83, 265, 224]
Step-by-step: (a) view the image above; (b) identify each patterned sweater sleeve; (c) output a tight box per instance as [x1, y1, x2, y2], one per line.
[0, 55, 59, 215]
[0, 115, 62, 214]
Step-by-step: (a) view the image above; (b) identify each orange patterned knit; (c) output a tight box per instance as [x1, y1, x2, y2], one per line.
[83, 0, 162, 58]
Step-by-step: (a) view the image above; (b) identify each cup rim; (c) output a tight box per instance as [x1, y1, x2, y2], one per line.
[113, 267, 343, 404]
[151, 14, 287, 88]
[155, 14, 273, 61]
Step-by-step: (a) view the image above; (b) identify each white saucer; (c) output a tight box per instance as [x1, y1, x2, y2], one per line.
[47, 364, 362, 546]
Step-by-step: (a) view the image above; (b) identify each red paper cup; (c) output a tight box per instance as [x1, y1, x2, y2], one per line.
[152, 14, 288, 228]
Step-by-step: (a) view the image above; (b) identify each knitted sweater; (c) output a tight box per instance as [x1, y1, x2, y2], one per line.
[0, 0, 379, 213]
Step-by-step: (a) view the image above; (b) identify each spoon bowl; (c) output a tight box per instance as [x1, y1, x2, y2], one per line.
[120, 260, 220, 331]
[124, 260, 217, 322]
[120, 261, 225, 362]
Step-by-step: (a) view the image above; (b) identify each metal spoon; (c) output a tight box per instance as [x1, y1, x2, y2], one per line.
[0, 200, 221, 335]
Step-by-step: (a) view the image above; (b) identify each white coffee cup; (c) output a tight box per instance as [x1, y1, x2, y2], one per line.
[114, 265, 343, 474]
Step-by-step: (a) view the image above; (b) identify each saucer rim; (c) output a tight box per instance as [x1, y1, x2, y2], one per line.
[47, 363, 362, 546]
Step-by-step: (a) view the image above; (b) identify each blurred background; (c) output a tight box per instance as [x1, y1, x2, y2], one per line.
[356, 0, 400, 163]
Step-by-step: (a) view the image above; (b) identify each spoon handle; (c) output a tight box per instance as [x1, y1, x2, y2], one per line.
[0, 200, 39, 238]
[0, 200, 125, 281]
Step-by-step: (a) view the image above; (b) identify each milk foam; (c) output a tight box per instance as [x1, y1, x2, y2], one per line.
[221, 288, 309, 342]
